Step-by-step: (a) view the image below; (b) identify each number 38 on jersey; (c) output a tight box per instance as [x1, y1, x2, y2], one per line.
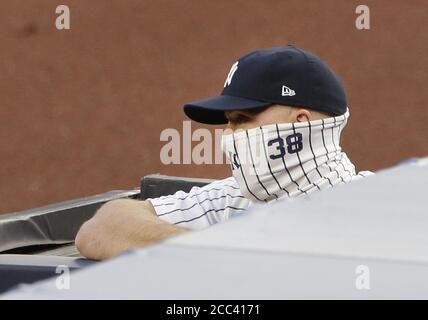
[268, 132, 303, 160]
[227, 132, 304, 171]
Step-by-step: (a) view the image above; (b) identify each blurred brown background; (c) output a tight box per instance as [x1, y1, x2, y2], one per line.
[0, 0, 427, 213]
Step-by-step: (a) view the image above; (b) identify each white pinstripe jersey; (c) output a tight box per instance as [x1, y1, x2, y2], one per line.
[147, 171, 373, 230]
[147, 177, 251, 230]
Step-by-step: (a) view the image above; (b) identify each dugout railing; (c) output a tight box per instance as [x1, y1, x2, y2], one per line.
[0, 174, 213, 293]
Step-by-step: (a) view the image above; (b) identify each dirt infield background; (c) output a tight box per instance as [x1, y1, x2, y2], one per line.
[1, 0, 427, 213]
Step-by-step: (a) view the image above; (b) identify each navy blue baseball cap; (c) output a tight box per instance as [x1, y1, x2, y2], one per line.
[183, 45, 347, 124]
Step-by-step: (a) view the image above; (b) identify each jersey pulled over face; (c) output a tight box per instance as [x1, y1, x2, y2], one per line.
[221, 109, 359, 202]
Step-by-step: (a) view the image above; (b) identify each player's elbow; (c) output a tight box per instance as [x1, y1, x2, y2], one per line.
[74, 224, 91, 259]
[75, 219, 101, 260]
[75, 200, 121, 260]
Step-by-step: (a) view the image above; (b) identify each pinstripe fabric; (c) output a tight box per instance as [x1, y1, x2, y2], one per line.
[148, 177, 251, 230]
[221, 109, 371, 202]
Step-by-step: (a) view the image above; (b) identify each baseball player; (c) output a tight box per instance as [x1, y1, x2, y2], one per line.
[75, 45, 372, 260]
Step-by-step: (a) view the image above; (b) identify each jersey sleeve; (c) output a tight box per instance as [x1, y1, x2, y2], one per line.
[146, 176, 251, 230]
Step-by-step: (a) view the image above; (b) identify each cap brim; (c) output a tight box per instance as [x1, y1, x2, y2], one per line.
[183, 95, 272, 124]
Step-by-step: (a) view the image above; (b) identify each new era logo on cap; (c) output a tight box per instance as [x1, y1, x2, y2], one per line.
[281, 85, 296, 97]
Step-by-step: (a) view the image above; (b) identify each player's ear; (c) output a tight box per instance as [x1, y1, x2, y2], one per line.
[295, 109, 311, 122]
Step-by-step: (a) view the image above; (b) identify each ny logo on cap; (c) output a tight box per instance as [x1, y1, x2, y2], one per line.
[224, 61, 239, 87]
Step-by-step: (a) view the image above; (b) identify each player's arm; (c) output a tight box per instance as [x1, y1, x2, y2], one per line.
[74, 199, 190, 260]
